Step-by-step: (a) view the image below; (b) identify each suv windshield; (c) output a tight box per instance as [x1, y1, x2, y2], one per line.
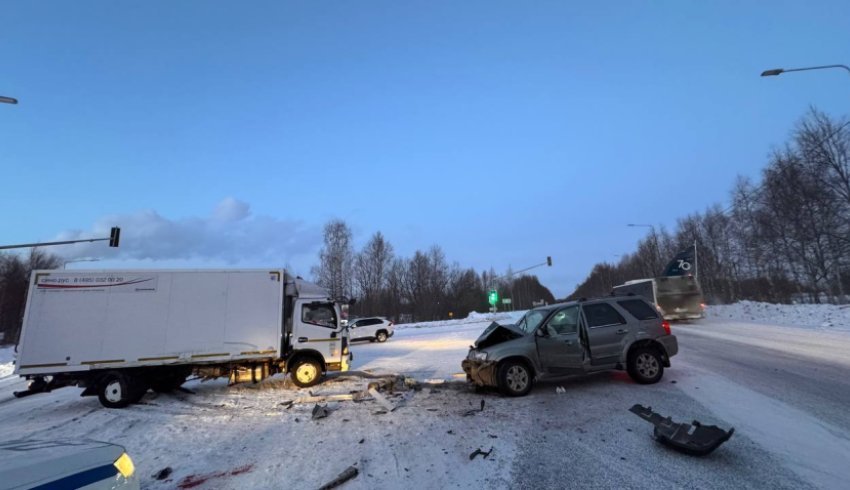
[516, 309, 551, 333]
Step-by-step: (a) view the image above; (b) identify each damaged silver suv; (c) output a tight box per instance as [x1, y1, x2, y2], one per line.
[461, 296, 678, 396]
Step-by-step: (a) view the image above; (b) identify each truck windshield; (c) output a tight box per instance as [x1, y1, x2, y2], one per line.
[302, 303, 337, 328]
[516, 309, 549, 333]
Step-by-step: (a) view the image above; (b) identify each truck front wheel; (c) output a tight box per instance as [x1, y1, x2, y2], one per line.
[290, 359, 322, 388]
[98, 371, 142, 409]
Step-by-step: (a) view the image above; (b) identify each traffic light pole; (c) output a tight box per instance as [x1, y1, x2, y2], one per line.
[487, 257, 553, 312]
[0, 227, 121, 251]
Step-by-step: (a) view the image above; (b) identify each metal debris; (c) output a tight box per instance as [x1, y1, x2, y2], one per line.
[462, 399, 486, 416]
[318, 465, 359, 490]
[469, 447, 493, 460]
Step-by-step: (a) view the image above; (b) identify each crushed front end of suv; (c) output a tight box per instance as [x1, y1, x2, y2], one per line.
[461, 296, 678, 396]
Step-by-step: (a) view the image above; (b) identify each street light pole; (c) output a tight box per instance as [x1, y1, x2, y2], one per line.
[761, 64, 850, 79]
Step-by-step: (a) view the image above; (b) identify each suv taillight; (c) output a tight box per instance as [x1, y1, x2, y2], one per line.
[661, 320, 671, 335]
[388, 322, 394, 327]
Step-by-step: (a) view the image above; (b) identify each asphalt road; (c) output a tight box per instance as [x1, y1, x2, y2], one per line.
[508, 321, 850, 489]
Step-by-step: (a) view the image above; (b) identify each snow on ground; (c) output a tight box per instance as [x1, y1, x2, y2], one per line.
[1, 304, 849, 488]
[707, 300, 850, 331]
[0, 346, 15, 379]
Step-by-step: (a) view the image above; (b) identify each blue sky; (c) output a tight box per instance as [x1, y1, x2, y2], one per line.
[1, 1, 849, 298]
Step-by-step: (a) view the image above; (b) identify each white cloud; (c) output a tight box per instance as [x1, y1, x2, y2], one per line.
[212, 197, 251, 222]
[54, 198, 322, 272]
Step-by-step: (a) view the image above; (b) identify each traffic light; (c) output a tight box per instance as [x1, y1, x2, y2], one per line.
[546, 256, 552, 266]
[488, 289, 499, 306]
[109, 227, 121, 247]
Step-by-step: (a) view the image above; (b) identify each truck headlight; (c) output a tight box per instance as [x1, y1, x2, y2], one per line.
[114, 452, 135, 478]
[471, 351, 488, 361]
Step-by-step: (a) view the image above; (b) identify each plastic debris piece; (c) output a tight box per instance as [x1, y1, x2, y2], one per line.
[629, 404, 734, 456]
[312, 404, 330, 420]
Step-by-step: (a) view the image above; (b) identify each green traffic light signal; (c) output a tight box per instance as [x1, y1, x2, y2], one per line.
[488, 289, 499, 306]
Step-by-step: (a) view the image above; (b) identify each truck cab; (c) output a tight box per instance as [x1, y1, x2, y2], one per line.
[282, 274, 351, 387]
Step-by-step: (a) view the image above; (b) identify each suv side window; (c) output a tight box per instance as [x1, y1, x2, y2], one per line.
[302, 303, 337, 328]
[543, 306, 579, 335]
[617, 299, 659, 320]
[366, 319, 382, 326]
[583, 303, 626, 328]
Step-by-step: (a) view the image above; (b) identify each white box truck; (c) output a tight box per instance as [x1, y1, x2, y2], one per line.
[612, 276, 705, 321]
[14, 269, 352, 408]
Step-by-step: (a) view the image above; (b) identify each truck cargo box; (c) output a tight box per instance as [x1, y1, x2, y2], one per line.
[16, 269, 285, 376]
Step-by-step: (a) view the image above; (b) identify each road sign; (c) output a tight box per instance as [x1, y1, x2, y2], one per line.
[502, 298, 512, 305]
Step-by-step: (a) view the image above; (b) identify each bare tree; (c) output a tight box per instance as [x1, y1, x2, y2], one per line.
[353, 231, 394, 315]
[311, 220, 354, 299]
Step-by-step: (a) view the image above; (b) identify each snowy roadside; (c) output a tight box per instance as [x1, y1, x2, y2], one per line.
[707, 300, 850, 332]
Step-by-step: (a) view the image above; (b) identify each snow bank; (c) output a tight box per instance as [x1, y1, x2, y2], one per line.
[0, 346, 15, 379]
[395, 310, 527, 331]
[707, 301, 850, 332]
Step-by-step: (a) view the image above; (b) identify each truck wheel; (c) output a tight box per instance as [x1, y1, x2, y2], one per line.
[98, 372, 136, 409]
[497, 360, 533, 397]
[627, 347, 664, 384]
[290, 359, 322, 388]
[376, 331, 388, 343]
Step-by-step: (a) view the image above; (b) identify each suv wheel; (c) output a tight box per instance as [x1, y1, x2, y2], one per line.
[627, 347, 664, 384]
[376, 331, 388, 343]
[497, 360, 533, 396]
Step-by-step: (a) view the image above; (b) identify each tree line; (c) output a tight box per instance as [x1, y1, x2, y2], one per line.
[0, 250, 62, 345]
[311, 220, 555, 322]
[570, 109, 850, 305]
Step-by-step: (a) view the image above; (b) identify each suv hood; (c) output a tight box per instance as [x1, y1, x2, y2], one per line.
[474, 322, 527, 349]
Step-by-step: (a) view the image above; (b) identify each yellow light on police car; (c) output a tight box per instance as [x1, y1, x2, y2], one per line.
[114, 452, 135, 478]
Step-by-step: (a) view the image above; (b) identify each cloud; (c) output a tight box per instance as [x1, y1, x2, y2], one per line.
[54, 198, 322, 269]
[212, 197, 251, 222]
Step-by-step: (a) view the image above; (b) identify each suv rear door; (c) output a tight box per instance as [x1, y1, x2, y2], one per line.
[581, 301, 629, 365]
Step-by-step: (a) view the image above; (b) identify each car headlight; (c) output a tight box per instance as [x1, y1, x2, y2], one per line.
[471, 351, 488, 361]
[114, 452, 135, 479]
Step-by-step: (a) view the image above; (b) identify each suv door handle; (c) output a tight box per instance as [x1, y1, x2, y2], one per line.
[616, 329, 628, 335]
[563, 340, 573, 346]
[297, 337, 308, 343]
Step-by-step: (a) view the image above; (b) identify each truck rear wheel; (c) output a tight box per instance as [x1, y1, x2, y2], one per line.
[290, 358, 322, 388]
[98, 371, 142, 409]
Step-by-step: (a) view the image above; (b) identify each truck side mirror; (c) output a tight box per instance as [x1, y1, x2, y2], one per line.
[348, 298, 357, 306]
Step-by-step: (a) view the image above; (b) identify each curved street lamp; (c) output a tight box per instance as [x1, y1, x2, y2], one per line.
[761, 64, 850, 78]
[0, 95, 18, 105]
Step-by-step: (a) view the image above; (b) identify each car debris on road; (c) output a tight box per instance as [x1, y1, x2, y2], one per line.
[629, 404, 735, 456]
